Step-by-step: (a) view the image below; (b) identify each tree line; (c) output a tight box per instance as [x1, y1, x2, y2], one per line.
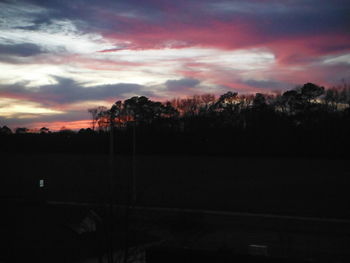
[1, 82, 349, 134]
[1, 82, 350, 157]
[84, 82, 350, 132]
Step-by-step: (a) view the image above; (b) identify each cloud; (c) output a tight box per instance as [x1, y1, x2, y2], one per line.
[209, 1, 294, 14]
[0, 1, 47, 30]
[0, 110, 91, 130]
[0, 97, 64, 118]
[0, 76, 155, 104]
[240, 79, 294, 91]
[2, 1, 348, 65]
[322, 53, 350, 65]
[0, 43, 45, 57]
[165, 78, 200, 91]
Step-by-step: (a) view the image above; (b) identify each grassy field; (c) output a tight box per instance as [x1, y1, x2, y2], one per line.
[1, 153, 349, 219]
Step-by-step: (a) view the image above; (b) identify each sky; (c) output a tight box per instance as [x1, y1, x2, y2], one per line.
[0, 0, 349, 130]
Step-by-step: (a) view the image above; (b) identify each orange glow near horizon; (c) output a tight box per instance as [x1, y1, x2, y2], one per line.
[31, 119, 92, 131]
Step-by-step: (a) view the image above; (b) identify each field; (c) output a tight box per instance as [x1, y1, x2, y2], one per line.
[2, 153, 350, 219]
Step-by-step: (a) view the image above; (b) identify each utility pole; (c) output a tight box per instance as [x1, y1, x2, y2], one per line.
[132, 122, 137, 204]
[123, 121, 136, 263]
[108, 116, 115, 263]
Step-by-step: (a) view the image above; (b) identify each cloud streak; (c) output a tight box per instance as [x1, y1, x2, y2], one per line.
[0, 77, 154, 105]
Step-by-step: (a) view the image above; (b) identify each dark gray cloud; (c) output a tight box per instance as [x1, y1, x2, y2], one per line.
[17, 0, 349, 43]
[0, 43, 45, 57]
[241, 79, 295, 91]
[205, 0, 350, 37]
[0, 76, 155, 105]
[165, 78, 200, 91]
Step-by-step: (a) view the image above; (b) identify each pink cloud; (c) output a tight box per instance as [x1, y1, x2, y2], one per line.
[103, 20, 255, 50]
[268, 34, 350, 66]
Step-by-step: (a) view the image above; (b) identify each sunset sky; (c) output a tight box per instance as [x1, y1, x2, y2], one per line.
[0, 0, 349, 130]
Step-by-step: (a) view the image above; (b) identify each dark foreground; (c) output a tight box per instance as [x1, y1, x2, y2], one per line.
[2, 153, 350, 218]
[1, 153, 350, 262]
[1, 201, 349, 263]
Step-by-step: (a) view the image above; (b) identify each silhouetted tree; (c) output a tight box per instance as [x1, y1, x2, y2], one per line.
[171, 96, 200, 117]
[162, 101, 179, 118]
[109, 100, 125, 127]
[78, 128, 93, 134]
[238, 94, 255, 110]
[339, 87, 350, 107]
[88, 106, 108, 131]
[301, 83, 325, 104]
[124, 96, 163, 124]
[281, 89, 303, 114]
[324, 88, 339, 111]
[15, 127, 28, 134]
[253, 93, 267, 109]
[59, 126, 75, 134]
[95, 106, 109, 131]
[88, 108, 98, 131]
[211, 91, 239, 112]
[39, 127, 50, 134]
[0, 125, 12, 134]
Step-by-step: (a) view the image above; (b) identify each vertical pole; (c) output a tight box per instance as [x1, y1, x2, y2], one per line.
[132, 122, 137, 204]
[123, 122, 136, 263]
[108, 119, 114, 263]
